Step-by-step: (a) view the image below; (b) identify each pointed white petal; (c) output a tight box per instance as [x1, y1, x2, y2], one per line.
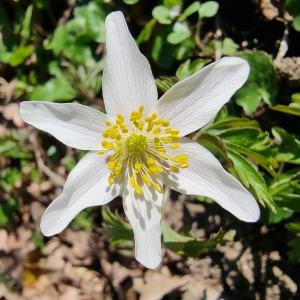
[155, 57, 250, 136]
[122, 182, 163, 269]
[163, 138, 260, 222]
[103, 11, 158, 119]
[40, 151, 120, 236]
[20, 101, 106, 150]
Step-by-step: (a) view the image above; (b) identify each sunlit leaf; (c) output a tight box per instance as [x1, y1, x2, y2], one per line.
[235, 51, 278, 115]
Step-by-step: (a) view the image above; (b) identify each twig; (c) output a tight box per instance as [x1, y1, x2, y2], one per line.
[194, 19, 211, 56]
[274, 28, 289, 66]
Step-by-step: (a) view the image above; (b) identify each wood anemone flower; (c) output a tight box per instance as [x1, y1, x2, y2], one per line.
[19, 11, 260, 269]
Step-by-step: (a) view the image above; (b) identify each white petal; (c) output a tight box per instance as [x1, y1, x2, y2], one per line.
[102, 11, 158, 119]
[40, 151, 120, 236]
[155, 57, 250, 136]
[163, 138, 260, 222]
[20, 101, 106, 150]
[122, 181, 163, 269]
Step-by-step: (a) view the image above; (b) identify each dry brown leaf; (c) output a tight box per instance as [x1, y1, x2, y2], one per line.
[133, 266, 187, 300]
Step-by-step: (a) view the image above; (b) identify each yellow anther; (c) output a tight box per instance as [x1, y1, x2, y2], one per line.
[142, 174, 152, 187]
[154, 137, 160, 144]
[117, 114, 124, 121]
[146, 113, 157, 122]
[147, 157, 156, 165]
[153, 127, 161, 134]
[102, 141, 114, 150]
[146, 123, 154, 132]
[169, 166, 179, 172]
[135, 162, 142, 172]
[154, 183, 163, 193]
[139, 105, 144, 114]
[108, 174, 115, 185]
[107, 161, 116, 169]
[169, 143, 180, 149]
[102, 106, 188, 197]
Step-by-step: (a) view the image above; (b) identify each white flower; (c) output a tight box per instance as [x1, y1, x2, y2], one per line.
[19, 11, 260, 269]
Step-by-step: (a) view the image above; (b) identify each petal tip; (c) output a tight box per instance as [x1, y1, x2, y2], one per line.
[136, 255, 162, 269]
[105, 11, 125, 27]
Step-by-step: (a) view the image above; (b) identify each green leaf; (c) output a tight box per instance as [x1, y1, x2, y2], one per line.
[32, 231, 45, 251]
[272, 127, 300, 164]
[176, 58, 210, 80]
[0, 206, 9, 227]
[198, 133, 232, 167]
[288, 238, 300, 262]
[73, 2, 106, 43]
[156, 76, 178, 92]
[151, 27, 175, 69]
[235, 51, 278, 115]
[179, 1, 201, 21]
[152, 6, 172, 24]
[162, 223, 235, 257]
[167, 22, 191, 44]
[291, 92, 300, 103]
[0, 199, 19, 227]
[137, 18, 157, 45]
[0, 134, 32, 159]
[221, 38, 238, 55]
[198, 1, 219, 18]
[175, 38, 196, 60]
[265, 207, 293, 224]
[8, 45, 34, 67]
[271, 103, 300, 116]
[102, 207, 133, 244]
[286, 222, 300, 233]
[122, 0, 140, 4]
[227, 149, 275, 210]
[293, 15, 300, 31]
[164, 0, 183, 9]
[20, 4, 33, 44]
[285, 0, 300, 16]
[269, 169, 300, 212]
[28, 78, 77, 101]
[71, 209, 95, 231]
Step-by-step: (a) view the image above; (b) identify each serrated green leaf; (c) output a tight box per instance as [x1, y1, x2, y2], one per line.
[102, 207, 133, 244]
[162, 223, 235, 257]
[227, 149, 275, 210]
[272, 127, 300, 164]
[156, 76, 178, 92]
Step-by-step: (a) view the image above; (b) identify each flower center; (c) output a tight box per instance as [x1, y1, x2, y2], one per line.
[98, 105, 188, 196]
[125, 134, 147, 155]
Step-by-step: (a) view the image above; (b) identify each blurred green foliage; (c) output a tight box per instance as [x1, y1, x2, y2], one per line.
[1, 0, 300, 261]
